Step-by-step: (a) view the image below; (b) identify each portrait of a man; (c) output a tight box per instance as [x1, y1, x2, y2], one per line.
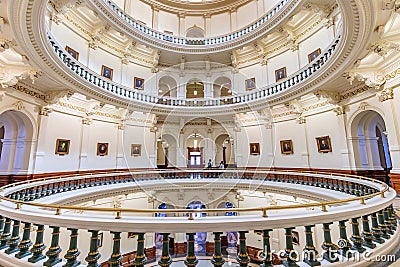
[101, 65, 113, 80]
[245, 78, 256, 91]
[97, 143, 108, 156]
[308, 48, 321, 63]
[55, 139, 70, 155]
[275, 67, 287, 81]
[280, 140, 294, 154]
[134, 77, 144, 90]
[65, 46, 79, 60]
[316, 136, 332, 153]
[250, 142, 260, 155]
[131, 144, 141, 156]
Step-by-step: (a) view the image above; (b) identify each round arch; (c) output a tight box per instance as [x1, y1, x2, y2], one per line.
[186, 78, 204, 99]
[156, 134, 178, 168]
[158, 76, 177, 97]
[214, 134, 234, 168]
[213, 76, 232, 98]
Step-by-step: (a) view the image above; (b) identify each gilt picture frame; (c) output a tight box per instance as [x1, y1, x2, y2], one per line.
[308, 48, 321, 63]
[245, 77, 256, 91]
[55, 139, 70, 155]
[131, 144, 142, 156]
[65, 46, 79, 60]
[250, 142, 260, 155]
[275, 67, 287, 81]
[101, 65, 113, 80]
[97, 143, 108, 156]
[280, 140, 294, 155]
[134, 77, 144, 90]
[316, 136, 332, 153]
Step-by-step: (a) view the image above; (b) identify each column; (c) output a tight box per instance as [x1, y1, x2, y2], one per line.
[63, 228, 80, 267]
[321, 223, 338, 263]
[361, 215, 376, 249]
[337, 220, 352, 258]
[85, 230, 101, 267]
[303, 225, 320, 266]
[33, 107, 51, 173]
[5, 220, 20, 254]
[178, 13, 185, 36]
[370, 212, 384, 244]
[335, 111, 353, 170]
[204, 13, 211, 37]
[0, 218, 12, 249]
[184, 233, 198, 267]
[108, 232, 122, 267]
[152, 6, 159, 30]
[158, 233, 172, 267]
[28, 224, 46, 263]
[0, 139, 16, 173]
[133, 233, 147, 267]
[236, 231, 250, 267]
[78, 118, 92, 170]
[44, 226, 62, 266]
[116, 123, 126, 169]
[283, 228, 298, 267]
[211, 232, 225, 267]
[230, 7, 237, 32]
[15, 222, 32, 259]
[260, 229, 273, 267]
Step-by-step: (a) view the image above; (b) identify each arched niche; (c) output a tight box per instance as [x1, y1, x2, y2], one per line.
[186, 25, 205, 38]
[156, 134, 178, 168]
[213, 76, 232, 98]
[215, 134, 234, 168]
[186, 79, 204, 99]
[158, 76, 177, 97]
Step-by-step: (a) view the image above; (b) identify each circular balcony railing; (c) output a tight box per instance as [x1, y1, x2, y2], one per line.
[0, 170, 397, 267]
[47, 30, 340, 110]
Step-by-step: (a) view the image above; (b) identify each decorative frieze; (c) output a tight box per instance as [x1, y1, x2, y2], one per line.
[343, 71, 386, 90]
[377, 87, 394, 102]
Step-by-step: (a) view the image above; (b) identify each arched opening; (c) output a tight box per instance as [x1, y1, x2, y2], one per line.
[213, 77, 232, 98]
[158, 76, 177, 97]
[350, 110, 392, 184]
[157, 134, 177, 168]
[186, 132, 204, 168]
[215, 134, 235, 168]
[186, 201, 206, 255]
[0, 110, 34, 174]
[186, 25, 205, 38]
[186, 81, 204, 99]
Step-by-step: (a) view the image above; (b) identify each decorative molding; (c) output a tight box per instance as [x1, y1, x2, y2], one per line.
[377, 87, 393, 102]
[11, 84, 47, 102]
[367, 40, 400, 57]
[39, 106, 53, 116]
[13, 101, 24, 111]
[297, 116, 306, 124]
[343, 71, 386, 90]
[339, 85, 370, 101]
[0, 67, 40, 88]
[333, 106, 345, 116]
[82, 116, 92, 125]
[314, 90, 340, 105]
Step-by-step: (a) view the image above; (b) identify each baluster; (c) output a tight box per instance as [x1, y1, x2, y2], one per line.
[158, 233, 172, 267]
[28, 224, 46, 263]
[5, 220, 20, 254]
[303, 225, 320, 266]
[337, 220, 352, 258]
[0, 216, 4, 235]
[133, 233, 147, 267]
[370, 212, 384, 243]
[184, 233, 198, 267]
[108, 232, 122, 267]
[377, 210, 390, 239]
[15, 222, 32, 258]
[211, 232, 224, 267]
[361, 215, 376, 249]
[283, 228, 298, 267]
[260, 229, 273, 267]
[236, 231, 250, 267]
[321, 223, 338, 263]
[0, 218, 12, 249]
[63, 228, 80, 267]
[383, 208, 395, 233]
[44, 226, 62, 266]
[388, 205, 397, 230]
[85, 230, 101, 267]
[350, 218, 365, 253]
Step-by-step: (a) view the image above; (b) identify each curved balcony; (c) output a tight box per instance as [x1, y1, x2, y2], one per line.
[47, 31, 340, 110]
[89, 0, 294, 53]
[0, 170, 397, 267]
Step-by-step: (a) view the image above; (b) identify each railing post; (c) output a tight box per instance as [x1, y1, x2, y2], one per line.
[5, 220, 20, 254]
[260, 229, 273, 267]
[350, 217, 365, 253]
[283, 228, 298, 267]
[44, 226, 62, 266]
[237, 231, 250, 267]
[303, 225, 320, 266]
[377, 210, 390, 239]
[15, 222, 32, 259]
[108, 232, 122, 267]
[133, 233, 147, 267]
[0, 217, 12, 249]
[211, 232, 225, 267]
[85, 230, 101, 267]
[370, 212, 385, 243]
[337, 220, 352, 258]
[63, 228, 80, 267]
[361, 215, 376, 249]
[184, 233, 198, 267]
[383, 208, 395, 233]
[28, 224, 46, 263]
[158, 233, 172, 267]
[321, 223, 338, 263]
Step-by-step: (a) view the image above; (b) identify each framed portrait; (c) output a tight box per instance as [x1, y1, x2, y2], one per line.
[134, 77, 144, 90]
[164, 30, 173, 35]
[55, 139, 70, 155]
[97, 232, 103, 248]
[65, 46, 79, 60]
[245, 77, 256, 91]
[131, 144, 141, 156]
[292, 231, 299, 245]
[316, 136, 332, 153]
[280, 140, 294, 155]
[275, 67, 287, 82]
[308, 48, 321, 63]
[101, 65, 113, 80]
[250, 143, 260, 155]
[97, 143, 108, 156]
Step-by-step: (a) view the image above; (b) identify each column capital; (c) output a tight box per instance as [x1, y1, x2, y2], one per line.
[377, 87, 394, 102]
